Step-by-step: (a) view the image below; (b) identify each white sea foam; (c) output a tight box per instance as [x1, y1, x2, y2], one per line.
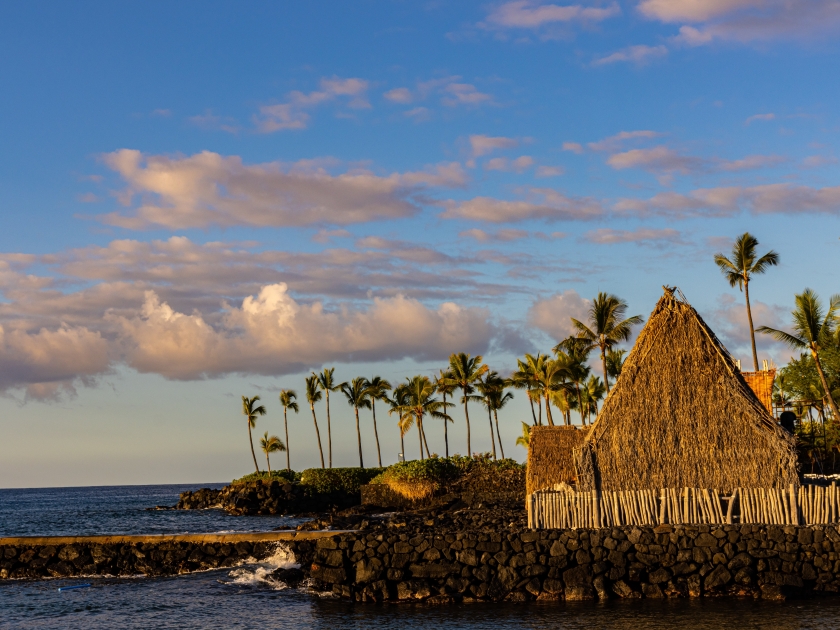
[225, 543, 300, 590]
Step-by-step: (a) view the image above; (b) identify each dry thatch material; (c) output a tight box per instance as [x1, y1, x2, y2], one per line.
[527, 425, 590, 495]
[575, 288, 798, 494]
[741, 370, 776, 413]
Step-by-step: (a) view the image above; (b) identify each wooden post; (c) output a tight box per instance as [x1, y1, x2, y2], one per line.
[725, 489, 735, 525]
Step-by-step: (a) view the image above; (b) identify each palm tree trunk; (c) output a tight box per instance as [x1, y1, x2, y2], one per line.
[575, 383, 584, 426]
[812, 347, 840, 421]
[371, 401, 382, 467]
[248, 422, 260, 473]
[487, 406, 497, 459]
[326, 391, 332, 468]
[400, 430, 405, 460]
[537, 398, 542, 426]
[463, 396, 472, 455]
[284, 408, 290, 472]
[417, 416, 424, 460]
[744, 279, 759, 372]
[443, 392, 450, 458]
[310, 404, 325, 469]
[354, 406, 364, 469]
[266, 453, 271, 475]
[601, 346, 610, 393]
[544, 392, 554, 426]
[420, 418, 431, 459]
[493, 409, 505, 459]
[527, 392, 537, 426]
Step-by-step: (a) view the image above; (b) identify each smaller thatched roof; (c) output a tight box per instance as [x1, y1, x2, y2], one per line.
[527, 425, 590, 495]
[741, 370, 776, 414]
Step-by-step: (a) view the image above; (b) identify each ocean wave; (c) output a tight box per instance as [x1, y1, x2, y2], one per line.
[224, 544, 301, 590]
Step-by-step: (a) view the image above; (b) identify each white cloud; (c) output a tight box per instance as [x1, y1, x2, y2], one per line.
[485, 156, 535, 173]
[606, 145, 784, 176]
[592, 44, 668, 66]
[483, 1, 620, 28]
[97, 150, 465, 229]
[442, 83, 493, 107]
[459, 228, 530, 242]
[0, 323, 110, 400]
[562, 142, 584, 154]
[802, 155, 838, 168]
[615, 183, 840, 218]
[641, 0, 840, 45]
[441, 188, 604, 222]
[745, 112, 775, 124]
[469, 135, 519, 157]
[110, 285, 495, 380]
[384, 87, 413, 104]
[536, 165, 565, 177]
[528, 290, 591, 341]
[254, 76, 370, 133]
[587, 129, 662, 152]
[583, 227, 686, 245]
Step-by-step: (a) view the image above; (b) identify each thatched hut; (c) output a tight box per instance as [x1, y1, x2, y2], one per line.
[741, 369, 776, 413]
[527, 425, 590, 495]
[575, 287, 798, 494]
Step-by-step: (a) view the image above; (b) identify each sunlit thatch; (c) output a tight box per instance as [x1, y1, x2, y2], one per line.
[574, 287, 798, 493]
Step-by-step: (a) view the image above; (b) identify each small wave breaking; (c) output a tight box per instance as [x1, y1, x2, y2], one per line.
[224, 544, 301, 590]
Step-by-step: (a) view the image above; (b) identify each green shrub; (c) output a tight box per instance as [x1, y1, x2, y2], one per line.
[299, 467, 385, 495]
[371, 454, 525, 499]
[232, 470, 301, 484]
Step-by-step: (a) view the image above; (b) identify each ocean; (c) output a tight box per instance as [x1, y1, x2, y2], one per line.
[1, 484, 839, 629]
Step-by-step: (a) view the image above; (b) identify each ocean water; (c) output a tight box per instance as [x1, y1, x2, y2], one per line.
[2, 485, 840, 629]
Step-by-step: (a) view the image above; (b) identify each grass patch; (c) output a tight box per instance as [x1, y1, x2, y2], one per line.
[298, 467, 385, 495]
[232, 470, 301, 484]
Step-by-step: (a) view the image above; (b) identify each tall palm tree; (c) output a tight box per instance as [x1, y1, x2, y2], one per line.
[304, 375, 326, 469]
[392, 375, 451, 460]
[446, 353, 488, 456]
[363, 376, 391, 467]
[531, 357, 573, 427]
[715, 232, 780, 372]
[316, 368, 346, 469]
[259, 432, 286, 475]
[571, 293, 643, 393]
[489, 383, 514, 459]
[242, 395, 267, 474]
[433, 369, 457, 457]
[758, 289, 840, 421]
[341, 378, 372, 468]
[581, 375, 606, 423]
[389, 383, 410, 459]
[511, 354, 543, 426]
[477, 371, 505, 459]
[279, 389, 298, 472]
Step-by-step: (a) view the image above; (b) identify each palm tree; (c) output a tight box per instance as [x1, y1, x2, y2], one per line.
[511, 354, 543, 426]
[279, 389, 298, 472]
[532, 357, 573, 427]
[477, 371, 505, 459]
[433, 369, 457, 457]
[515, 422, 531, 449]
[715, 232, 779, 372]
[389, 383, 410, 458]
[758, 289, 840, 421]
[316, 368, 346, 469]
[446, 353, 488, 456]
[606, 349, 626, 381]
[341, 378, 372, 468]
[392, 375, 451, 460]
[304, 375, 325, 469]
[259, 432, 286, 475]
[571, 293, 643, 393]
[581, 375, 606, 423]
[363, 376, 391, 467]
[489, 383, 514, 459]
[242, 395, 267, 474]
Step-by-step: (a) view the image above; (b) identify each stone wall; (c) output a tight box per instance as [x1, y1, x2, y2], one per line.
[285, 524, 840, 603]
[0, 532, 328, 580]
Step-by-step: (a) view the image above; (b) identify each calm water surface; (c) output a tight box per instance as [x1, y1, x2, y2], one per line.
[2, 485, 840, 628]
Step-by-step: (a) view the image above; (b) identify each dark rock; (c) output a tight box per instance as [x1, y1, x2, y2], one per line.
[271, 567, 305, 587]
[704, 565, 732, 590]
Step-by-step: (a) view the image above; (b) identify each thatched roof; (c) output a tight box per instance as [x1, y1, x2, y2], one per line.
[575, 287, 798, 494]
[527, 425, 590, 495]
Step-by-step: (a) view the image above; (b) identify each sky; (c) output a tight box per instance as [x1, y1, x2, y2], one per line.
[1, 0, 839, 488]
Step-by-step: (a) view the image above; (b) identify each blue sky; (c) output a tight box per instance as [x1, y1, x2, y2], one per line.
[1, 1, 839, 487]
